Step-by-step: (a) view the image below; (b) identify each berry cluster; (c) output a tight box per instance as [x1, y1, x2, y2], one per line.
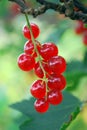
[75, 20, 87, 46]
[17, 23, 66, 113]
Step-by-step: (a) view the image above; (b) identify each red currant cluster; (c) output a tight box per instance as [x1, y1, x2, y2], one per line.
[75, 20, 87, 46]
[17, 23, 66, 113]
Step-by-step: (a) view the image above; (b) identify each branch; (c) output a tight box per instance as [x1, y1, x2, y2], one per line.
[8, 0, 28, 10]
[61, 0, 87, 13]
[74, 0, 87, 13]
[8, 0, 87, 23]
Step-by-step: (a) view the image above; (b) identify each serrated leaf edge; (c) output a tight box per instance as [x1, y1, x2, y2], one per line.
[60, 107, 80, 130]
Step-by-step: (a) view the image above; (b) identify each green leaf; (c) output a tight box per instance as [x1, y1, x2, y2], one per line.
[44, 20, 70, 44]
[60, 107, 80, 130]
[84, 24, 87, 28]
[83, 51, 87, 66]
[66, 61, 87, 73]
[65, 61, 87, 90]
[11, 91, 81, 130]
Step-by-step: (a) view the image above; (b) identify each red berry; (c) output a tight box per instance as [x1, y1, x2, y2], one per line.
[42, 60, 52, 75]
[47, 90, 63, 105]
[83, 31, 87, 46]
[34, 61, 51, 78]
[34, 62, 44, 78]
[75, 21, 84, 34]
[39, 42, 58, 61]
[30, 80, 46, 98]
[34, 98, 49, 113]
[47, 74, 66, 90]
[23, 23, 40, 39]
[10, 3, 20, 16]
[17, 53, 35, 71]
[48, 56, 66, 74]
[24, 40, 34, 55]
[24, 40, 41, 57]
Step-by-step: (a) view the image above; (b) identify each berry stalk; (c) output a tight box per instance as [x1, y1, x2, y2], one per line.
[25, 13, 48, 97]
[18, 15, 66, 113]
[25, 13, 46, 77]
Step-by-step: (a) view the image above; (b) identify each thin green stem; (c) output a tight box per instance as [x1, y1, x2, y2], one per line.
[25, 13, 48, 98]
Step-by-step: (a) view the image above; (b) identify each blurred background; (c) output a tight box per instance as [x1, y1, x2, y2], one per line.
[0, 0, 87, 130]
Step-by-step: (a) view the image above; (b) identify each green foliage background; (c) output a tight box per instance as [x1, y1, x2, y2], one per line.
[0, 0, 87, 130]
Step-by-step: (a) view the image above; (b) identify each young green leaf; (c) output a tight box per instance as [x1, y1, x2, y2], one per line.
[11, 91, 81, 130]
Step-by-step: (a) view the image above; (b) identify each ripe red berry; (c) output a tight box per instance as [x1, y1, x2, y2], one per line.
[10, 3, 20, 16]
[34, 62, 44, 78]
[24, 40, 41, 57]
[48, 56, 66, 74]
[34, 61, 51, 78]
[17, 53, 35, 71]
[24, 40, 34, 55]
[39, 42, 58, 61]
[23, 23, 40, 39]
[34, 98, 49, 113]
[75, 21, 84, 34]
[47, 90, 63, 105]
[83, 31, 87, 46]
[30, 80, 46, 98]
[47, 74, 66, 90]
[42, 60, 52, 75]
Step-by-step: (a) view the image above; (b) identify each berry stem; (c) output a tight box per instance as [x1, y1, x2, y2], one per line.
[25, 13, 48, 98]
[25, 13, 37, 51]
